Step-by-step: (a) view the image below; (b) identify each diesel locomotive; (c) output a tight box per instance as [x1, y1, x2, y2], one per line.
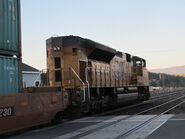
[46, 36, 150, 113]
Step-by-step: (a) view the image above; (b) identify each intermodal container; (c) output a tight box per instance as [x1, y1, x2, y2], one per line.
[0, 56, 22, 94]
[0, 0, 21, 56]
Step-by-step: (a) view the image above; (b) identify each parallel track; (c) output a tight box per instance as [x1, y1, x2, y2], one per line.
[150, 89, 183, 100]
[95, 89, 185, 117]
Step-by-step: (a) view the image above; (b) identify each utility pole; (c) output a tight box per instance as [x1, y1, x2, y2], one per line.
[159, 73, 165, 88]
[162, 74, 165, 88]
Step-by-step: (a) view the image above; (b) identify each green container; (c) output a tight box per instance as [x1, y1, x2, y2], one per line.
[0, 0, 21, 56]
[0, 56, 22, 94]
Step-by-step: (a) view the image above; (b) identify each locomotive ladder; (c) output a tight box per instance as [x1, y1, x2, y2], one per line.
[69, 67, 90, 112]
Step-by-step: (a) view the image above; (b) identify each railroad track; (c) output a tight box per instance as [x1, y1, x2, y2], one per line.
[116, 94, 185, 139]
[150, 89, 183, 99]
[95, 89, 185, 117]
[4, 89, 185, 139]
[59, 90, 185, 139]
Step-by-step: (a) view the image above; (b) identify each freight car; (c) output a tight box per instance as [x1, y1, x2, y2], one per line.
[0, 87, 69, 135]
[46, 36, 150, 113]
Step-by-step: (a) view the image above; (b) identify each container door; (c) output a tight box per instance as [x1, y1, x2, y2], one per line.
[0, 56, 21, 94]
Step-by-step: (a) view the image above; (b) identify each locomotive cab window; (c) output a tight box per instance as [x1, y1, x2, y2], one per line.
[136, 61, 142, 66]
[55, 57, 61, 69]
[142, 59, 146, 67]
[72, 48, 77, 56]
[126, 53, 131, 62]
[133, 57, 142, 66]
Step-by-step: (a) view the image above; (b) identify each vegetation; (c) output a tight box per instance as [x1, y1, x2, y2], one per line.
[149, 72, 185, 87]
[41, 73, 47, 86]
[179, 74, 185, 77]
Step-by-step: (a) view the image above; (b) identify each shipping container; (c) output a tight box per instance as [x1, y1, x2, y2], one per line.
[0, 56, 22, 94]
[0, 0, 21, 56]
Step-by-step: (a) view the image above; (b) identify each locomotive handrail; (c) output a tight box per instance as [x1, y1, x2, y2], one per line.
[69, 67, 86, 103]
[85, 67, 91, 103]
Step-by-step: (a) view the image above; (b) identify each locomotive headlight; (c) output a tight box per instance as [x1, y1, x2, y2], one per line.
[53, 47, 57, 51]
[53, 46, 61, 51]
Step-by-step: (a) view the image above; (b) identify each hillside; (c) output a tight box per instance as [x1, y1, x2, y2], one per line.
[150, 65, 185, 75]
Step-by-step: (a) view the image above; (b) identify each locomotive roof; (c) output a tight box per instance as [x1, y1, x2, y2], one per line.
[47, 36, 146, 63]
[47, 36, 117, 62]
[116, 51, 123, 58]
[133, 56, 145, 61]
[58, 36, 116, 54]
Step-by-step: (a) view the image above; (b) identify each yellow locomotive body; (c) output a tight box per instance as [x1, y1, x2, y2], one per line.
[46, 36, 150, 112]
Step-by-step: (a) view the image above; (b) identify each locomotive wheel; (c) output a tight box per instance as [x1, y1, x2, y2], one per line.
[138, 87, 146, 102]
[51, 112, 63, 124]
[145, 91, 150, 100]
[141, 88, 150, 101]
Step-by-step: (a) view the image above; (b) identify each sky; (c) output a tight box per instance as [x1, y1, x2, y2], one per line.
[21, 0, 185, 70]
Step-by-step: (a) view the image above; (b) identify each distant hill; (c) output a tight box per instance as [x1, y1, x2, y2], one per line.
[179, 74, 185, 77]
[150, 65, 185, 75]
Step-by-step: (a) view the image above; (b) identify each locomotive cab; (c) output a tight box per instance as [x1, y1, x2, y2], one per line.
[131, 56, 149, 86]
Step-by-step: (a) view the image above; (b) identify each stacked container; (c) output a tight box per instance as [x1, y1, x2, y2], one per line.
[0, 0, 22, 94]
